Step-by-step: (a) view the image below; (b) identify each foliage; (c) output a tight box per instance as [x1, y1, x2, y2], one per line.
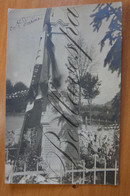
[80, 128, 119, 169]
[65, 37, 92, 113]
[81, 72, 101, 103]
[80, 72, 101, 124]
[13, 82, 28, 92]
[90, 3, 122, 75]
[80, 98, 120, 123]
[6, 80, 14, 94]
[6, 80, 28, 113]
[111, 92, 120, 122]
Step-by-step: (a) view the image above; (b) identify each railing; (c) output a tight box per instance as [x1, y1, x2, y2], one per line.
[13, 162, 44, 176]
[6, 155, 118, 184]
[65, 155, 118, 185]
[5, 120, 119, 184]
[6, 161, 44, 183]
[86, 118, 119, 127]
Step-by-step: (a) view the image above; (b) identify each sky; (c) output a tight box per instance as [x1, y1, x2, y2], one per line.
[6, 3, 121, 105]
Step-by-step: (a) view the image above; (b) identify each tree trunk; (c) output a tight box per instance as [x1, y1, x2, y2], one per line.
[88, 99, 92, 125]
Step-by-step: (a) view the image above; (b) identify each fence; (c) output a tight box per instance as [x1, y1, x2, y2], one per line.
[6, 155, 118, 184]
[86, 118, 119, 128]
[64, 155, 118, 185]
[5, 119, 119, 184]
[6, 161, 45, 183]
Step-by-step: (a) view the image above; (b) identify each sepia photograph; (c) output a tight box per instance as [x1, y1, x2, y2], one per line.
[5, 2, 122, 184]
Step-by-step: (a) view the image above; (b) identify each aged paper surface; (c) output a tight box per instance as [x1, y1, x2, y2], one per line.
[5, 2, 122, 184]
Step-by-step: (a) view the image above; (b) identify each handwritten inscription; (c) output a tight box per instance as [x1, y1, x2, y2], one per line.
[10, 16, 42, 31]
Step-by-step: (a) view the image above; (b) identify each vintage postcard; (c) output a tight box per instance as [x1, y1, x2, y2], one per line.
[5, 2, 122, 184]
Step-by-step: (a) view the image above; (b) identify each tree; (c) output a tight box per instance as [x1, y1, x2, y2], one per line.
[6, 81, 28, 113]
[65, 37, 93, 115]
[81, 72, 101, 124]
[6, 79, 14, 94]
[90, 3, 122, 75]
[111, 92, 120, 122]
[13, 82, 28, 112]
[6, 80, 14, 112]
[13, 82, 28, 92]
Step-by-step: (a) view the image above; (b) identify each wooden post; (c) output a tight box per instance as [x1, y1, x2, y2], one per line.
[83, 161, 85, 184]
[60, 163, 63, 184]
[24, 162, 26, 178]
[94, 155, 96, 184]
[114, 160, 117, 185]
[24, 162, 26, 172]
[37, 162, 38, 171]
[79, 174, 81, 184]
[72, 163, 74, 184]
[104, 159, 106, 184]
